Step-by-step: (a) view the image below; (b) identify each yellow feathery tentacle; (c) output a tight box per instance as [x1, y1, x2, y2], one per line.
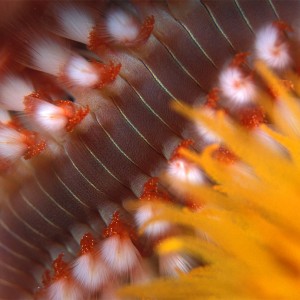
[255, 60, 300, 137]
[260, 124, 300, 168]
[120, 60, 300, 299]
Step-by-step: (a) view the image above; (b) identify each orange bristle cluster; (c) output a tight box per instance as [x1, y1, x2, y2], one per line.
[139, 177, 171, 203]
[79, 233, 97, 256]
[103, 211, 133, 240]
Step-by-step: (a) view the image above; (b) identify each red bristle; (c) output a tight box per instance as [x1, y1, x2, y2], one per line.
[230, 52, 250, 68]
[239, 106, 266, 129]
[103, 211, 135, 240]
[88, 27, 105, 52]
[139, 177, 171, 202]
[92, 12, 154, 49]
[170, 139, 194, 161]
[134, 15, 155, 46]
[53, 100, 90, 132]
[205, 88, 220, 109]
[24, 92, 48, 113]
[273, 20, 293, 33]
[91, 60, 121, 89]
[80, 233, 96, 255]
[41, 269, 52, 288]
[52, 253, 69, 281]
[185, 198, 203, 212]
[25, 90, 50, 101]
[213, 146, 238, 164]
[22, 131, 46, 159]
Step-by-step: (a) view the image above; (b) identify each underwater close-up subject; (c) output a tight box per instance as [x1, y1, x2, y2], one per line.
[1, 0, 300, 299]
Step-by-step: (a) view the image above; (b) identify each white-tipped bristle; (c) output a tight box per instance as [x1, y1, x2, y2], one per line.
[54, 4, 94, 44]
[255, 25, 291, 70]
[106, 9, 140, 43]
[0, 126, 26, 160]
[159, 252, 195, 277]
[0, 109, 11, 123]
[194, 107, 222, 144]
[72, 253, 110, 292]
[168, 159, 205, 185]
[30, 38, 70, 76]
[276, 100, 300, 136]
[135, 203, 172, 238]
[219, 67, 256, 105]
[0, 75, 34, 111]
[33, 100, 67, 132]
[101, 236, 140, 275]
[47, 279, 83, 300]
[196, 123, 221, 144]
[254, 127, 286, 155]
[65, 55, 99, 87]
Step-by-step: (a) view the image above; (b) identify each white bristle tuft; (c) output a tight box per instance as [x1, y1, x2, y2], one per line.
[72, 253, 110, 292]
[0, 109, 11, 123]
[168, 159, 205, 185]
[254, 127, 286, 154]
[196, 123, 221, 144]
[255, 25, 291, 70]
[54, 5, 95, 44]
[159, 252, 195, 277]
[0, 75, 34, 111]
[65, 55, 99, 87]
[30, 38, 70, 76]
[47, 280, 83, 300]
[219, 67, 256, 105]
[0, 126, 27, 161]
[135, 203, 172, 238]
[101, 236, 140, 275]
[33, 100, 67, 133]
[106, 10, 140, 43]
[276, 100, 300, 136]
[194, 108, 221, 143]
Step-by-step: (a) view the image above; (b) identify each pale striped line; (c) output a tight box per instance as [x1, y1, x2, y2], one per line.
[176, 21, 217, 69]
[141, 61, 179, 102]
[119, 75, 180, 137]
[0, 260, 30, 277]
[0, 240, 32, 262]
[33, 174, 76, 218]
[234, 0, 255, 33]
[54, 170, 92, 208]
[153, 32, 208, 88]
[63, 147, 105, 194]
[201, 2, 236, 51]
[268, 0, 280, 19]
[0, 278, 31, 296]
[79, 137, 126, 186]
[6, 200, 48, 239]
[94, 115, 144, 172]
[0, 219, 39, 250]
[20, 192, 61, 230]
